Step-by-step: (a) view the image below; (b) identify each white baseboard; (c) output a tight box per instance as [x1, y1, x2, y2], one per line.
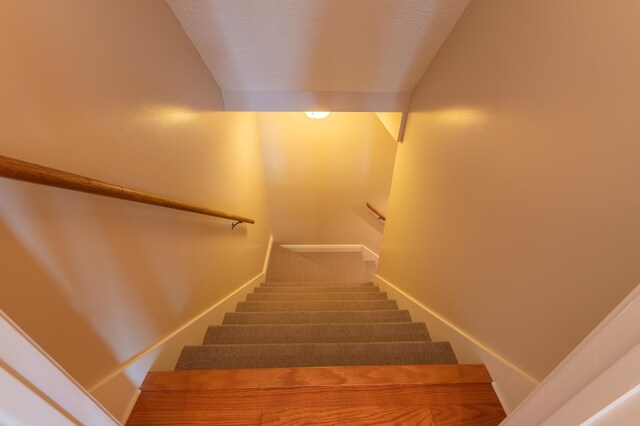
[88, 235, 274, 423]
[90, 371, 142, 426]
[263, 234, 274, 273]
[147, 270, 266, 371]
[492, 381, 511, 416]
[360, 245, 379, 263]
[502, 282, 640, 425]
[374, 274, 538, 413]
[121, 389, 141, 424]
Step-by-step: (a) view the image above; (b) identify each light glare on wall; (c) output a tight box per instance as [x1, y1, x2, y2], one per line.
[305, 111, 330, 119]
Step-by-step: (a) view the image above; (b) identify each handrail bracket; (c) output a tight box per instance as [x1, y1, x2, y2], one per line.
[366, 202, 387, 222]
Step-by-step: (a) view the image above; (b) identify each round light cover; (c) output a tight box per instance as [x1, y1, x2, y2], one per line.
[305, 111, 330, 119]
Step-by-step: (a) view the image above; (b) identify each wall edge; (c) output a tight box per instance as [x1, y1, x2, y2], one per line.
[374, 273, 538, 413]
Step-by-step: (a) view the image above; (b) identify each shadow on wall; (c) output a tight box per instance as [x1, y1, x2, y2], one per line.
[0, 1, 273, 421]
[0, 216, 122, 382]
[0, 179, 241, 388]
[352, 203, 385, 235]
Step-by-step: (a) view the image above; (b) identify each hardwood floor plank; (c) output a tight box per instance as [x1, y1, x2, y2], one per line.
[131, 383, 500, 412]
[260, 405, 435, 425]
[126, 409, 262, 425]
[430, 404, 506, 425]
[141, 365, 492, 390]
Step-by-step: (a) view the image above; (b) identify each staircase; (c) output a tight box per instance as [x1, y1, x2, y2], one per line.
[127, 245, 506, 425]
[175, 244, 457, 370]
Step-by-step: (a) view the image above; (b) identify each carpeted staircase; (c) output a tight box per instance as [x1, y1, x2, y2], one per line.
[175, 244, 457, 370]
[128, 244, 506, 425]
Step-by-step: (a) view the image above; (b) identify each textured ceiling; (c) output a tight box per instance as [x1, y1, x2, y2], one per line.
[166, 0, 470, 110]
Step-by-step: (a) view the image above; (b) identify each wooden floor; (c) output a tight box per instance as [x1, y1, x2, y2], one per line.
[127, 365, 506, 425]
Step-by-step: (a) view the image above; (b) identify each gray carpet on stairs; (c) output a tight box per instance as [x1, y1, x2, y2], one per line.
[253, 285, 381, 293]
[236, 299, 399, 312]
[261, 281, 373, 287]
[222, 310, 413, 324]
[175, 341, 457, 370]
[175, 244, 458, 370]
[203, 322, 431, 344]
[245, 291, 389, 301]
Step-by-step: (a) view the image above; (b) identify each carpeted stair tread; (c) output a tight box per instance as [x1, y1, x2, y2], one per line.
[175, 341, 457, 370]
[253, 286, 381, 293]
[261, 281, 374, 287]
[246, 292, 388, 301]
[203, 323, 430, 344]
[236, 300, 398, 312]
[223, 310, 413, 325]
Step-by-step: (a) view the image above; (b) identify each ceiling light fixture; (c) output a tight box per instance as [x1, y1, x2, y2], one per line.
[305, 111, 330, 119]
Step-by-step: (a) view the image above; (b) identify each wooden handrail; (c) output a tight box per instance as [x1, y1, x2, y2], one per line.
[0, 154, 254, 225]
[366, 202, 386, 221]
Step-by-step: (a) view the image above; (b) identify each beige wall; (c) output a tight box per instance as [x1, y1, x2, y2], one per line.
[0, 0, 271, 410]
[258, 112, 397, 253]
[378, 0, 640, 381]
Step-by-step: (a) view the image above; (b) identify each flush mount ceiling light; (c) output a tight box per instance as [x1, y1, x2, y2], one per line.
[305, 111, 330, 119]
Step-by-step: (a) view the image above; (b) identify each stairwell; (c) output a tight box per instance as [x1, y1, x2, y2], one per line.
[128, 245, 506, 424]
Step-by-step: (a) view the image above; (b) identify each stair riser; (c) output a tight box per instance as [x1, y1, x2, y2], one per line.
[203, 323, 430, 344]
[261, 282, 373, 288]
[236, 300, 398, 312]
[223, 310, 413, 325]
[253, 286, 381, 293]
[176, 342, 457, 370]
[246, 292, 388, 301]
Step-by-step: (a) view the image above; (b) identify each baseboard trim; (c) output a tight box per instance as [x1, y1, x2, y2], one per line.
[502, 282, 640, 425]
[88, 271, 266, 393]
[492, 381, 510, 415]
[87, 235, 274, 422]
[360, 245, 379, 262]
[263, 235, 274, 272]
[1, 310, 118, 425]
[374, 273, 538, 413]
[121, 389, 140, 425]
